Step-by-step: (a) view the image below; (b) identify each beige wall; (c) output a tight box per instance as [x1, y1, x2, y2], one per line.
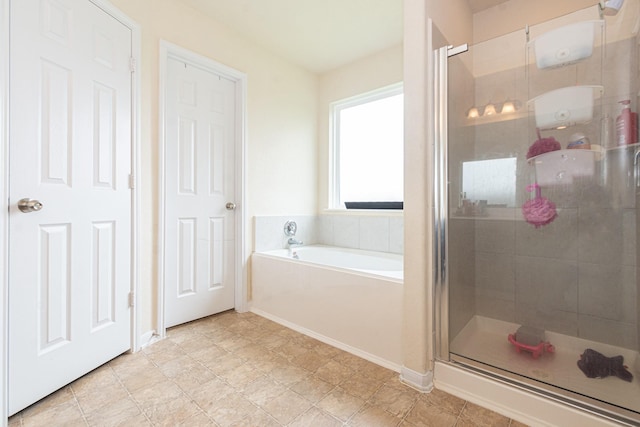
[317, 44, 403, 211]
[108, 0, 319, 335]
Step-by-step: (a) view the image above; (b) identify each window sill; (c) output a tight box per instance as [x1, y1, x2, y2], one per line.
[322, 208, 404, 216]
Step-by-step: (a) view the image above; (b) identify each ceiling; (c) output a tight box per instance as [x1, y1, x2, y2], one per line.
[176, 0, 510, 73]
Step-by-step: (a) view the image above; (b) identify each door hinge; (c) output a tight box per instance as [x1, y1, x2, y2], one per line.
[129, 56, 136, 73]
[128, 292, 135, 308]
[128, 174, 135, 189]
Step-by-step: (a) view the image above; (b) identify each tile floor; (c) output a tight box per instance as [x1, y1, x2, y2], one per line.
[8, 310, 528, 426]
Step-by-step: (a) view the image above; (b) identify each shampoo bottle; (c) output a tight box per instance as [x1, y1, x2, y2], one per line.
[616, 100, 638, 145]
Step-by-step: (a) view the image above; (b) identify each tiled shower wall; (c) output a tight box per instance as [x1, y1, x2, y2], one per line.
[448, 35, 640, 350]
[253, 214, 404, 254]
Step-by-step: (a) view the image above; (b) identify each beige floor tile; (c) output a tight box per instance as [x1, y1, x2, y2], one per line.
[19, 386, 76, 419]
[403, 398, 459, 427]
[291, 349, 330, 372]
[340, 371, 385, 400]
[172, 362, 218, 392]
[357, 363, 396, 382]
[317, 387, 366, 422]
[241, 375, 287, 406]
[289, 375, 335, 403]
[10, 312, 526, 427]
[202, 352, 245, 376]
[110, 355, 166, 393]
[247, 351, 289, 374]
[70, 365, 119, 397]
[332, 351, 373, 372]
[143, 341, 188, 366]
[289, 407, 342, 427]
[188, 377, 235, 413]
[130, 379, 182, 407]
[205, 391, 258, 426]
[21, 401, 85, 427]
[216, 335, 253, 353]
[219, 363, 264, 389]
[315, 359, 355, 385]
[230, 408, 280, 427]
[368, 383, 419, 418]
[268, 363, 310, 386]
[156, 354, 202, 379]
[188, 343, 229, 364]
[174, 411, 214, 427]
[509, 420, 531, 427]
[231, 342, 268, 360]
[75, 379, 130, 415]
[262, 389, 312, 425]
[84, 397, 144, 427]
[313, 342, 343, 359]
[349, 405, 402, 427]
[272, 340, 310, 361]
[457, 402, 510, 427]
[421, 388, 466, 416]
[254, 332, 289, 350]
[292, 334, 324, 350]
[200, 327, 237, 343]
[141, 393, 202, 426]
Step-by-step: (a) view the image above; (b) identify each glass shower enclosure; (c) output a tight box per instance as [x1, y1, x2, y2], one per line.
[438, 1, 640, 423]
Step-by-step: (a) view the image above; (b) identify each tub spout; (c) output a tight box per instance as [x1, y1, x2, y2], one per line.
[287, 237, 303, 247]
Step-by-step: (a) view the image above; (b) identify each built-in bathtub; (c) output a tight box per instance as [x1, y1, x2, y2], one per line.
[250, 245, 403, 370]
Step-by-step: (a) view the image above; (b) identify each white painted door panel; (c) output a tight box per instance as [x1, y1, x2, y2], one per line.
[164, 57, 236, 328]
[8, 0, 132, 415]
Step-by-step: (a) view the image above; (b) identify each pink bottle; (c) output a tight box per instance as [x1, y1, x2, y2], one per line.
[616, 100, 638, 145]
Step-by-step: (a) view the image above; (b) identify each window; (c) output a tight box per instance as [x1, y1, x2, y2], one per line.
[330, 83, 404, 209]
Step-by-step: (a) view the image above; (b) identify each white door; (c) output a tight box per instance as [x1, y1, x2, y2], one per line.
[164, 57, 236, 328]
[8, 0, 133, 415]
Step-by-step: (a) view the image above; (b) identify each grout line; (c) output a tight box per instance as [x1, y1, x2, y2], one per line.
[108, 362, 154, 426]
[67, 386, 89, 426]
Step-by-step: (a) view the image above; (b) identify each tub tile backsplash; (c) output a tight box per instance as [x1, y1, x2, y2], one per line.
[359, 217, 390, 252]
[254, 215, 318, 252]
[254, 214, 403, 254]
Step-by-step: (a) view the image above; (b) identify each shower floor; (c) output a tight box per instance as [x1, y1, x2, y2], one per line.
[450, 316, 640, 415]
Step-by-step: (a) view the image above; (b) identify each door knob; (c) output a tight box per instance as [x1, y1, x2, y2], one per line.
[225, 202, 236, 211]
[18, 198, 43, 213]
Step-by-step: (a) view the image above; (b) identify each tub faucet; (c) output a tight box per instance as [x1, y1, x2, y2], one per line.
[287, 237, 303, 247]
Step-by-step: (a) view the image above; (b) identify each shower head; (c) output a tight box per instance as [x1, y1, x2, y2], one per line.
[602, 0, 624, 15]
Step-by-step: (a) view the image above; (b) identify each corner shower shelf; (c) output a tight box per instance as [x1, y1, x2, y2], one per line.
[527, 148, 599, 186]
[527, 85, 603, 130]
[528, 20, 604, 69]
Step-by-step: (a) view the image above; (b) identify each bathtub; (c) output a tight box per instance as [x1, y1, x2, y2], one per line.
[250, 245, 403, 370]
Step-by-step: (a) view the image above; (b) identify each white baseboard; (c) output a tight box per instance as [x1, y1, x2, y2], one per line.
[138, 330, 159, 350]
[400, 366, 434, 392]
[250, 308, 401, 373]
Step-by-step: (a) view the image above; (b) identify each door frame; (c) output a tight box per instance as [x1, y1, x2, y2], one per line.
[0, 0, 141, 423]
[157, 40, 248, 338]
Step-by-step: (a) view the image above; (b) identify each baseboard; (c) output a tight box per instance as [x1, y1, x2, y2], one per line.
[400, 366, 434, 392]
[250, 307, 401, 373]
[138, 330, 159, 350]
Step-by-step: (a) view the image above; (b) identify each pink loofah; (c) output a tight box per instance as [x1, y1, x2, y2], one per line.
[522, 184, 557, 228]
[526, 129, 561, 159]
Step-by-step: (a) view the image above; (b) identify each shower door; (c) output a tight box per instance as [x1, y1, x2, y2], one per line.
[441, 2, 640, 422]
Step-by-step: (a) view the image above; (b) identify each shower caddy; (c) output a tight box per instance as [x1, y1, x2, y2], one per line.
[525, 19, 605, 187]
